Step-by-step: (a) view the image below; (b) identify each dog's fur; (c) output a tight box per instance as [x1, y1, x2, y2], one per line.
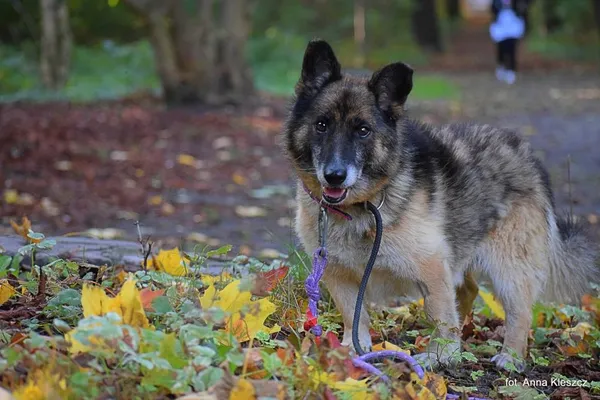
[282, 40, 599, 370]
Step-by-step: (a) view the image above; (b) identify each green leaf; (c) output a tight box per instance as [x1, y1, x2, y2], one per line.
[36, 239, 56, 250]
[0, 255, 12, 275]
[206, 245, 232, 258]
[152, 296, 174, 314]
[193, 367, 223, 392]
[27, 231, 45, 241]
[461, 351, 478, 362]
[159, 333, 188, 369]
[48, 288, 81, 307]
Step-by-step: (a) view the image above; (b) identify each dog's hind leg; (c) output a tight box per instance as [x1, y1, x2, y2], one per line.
[485, 200, 548, 371]
[323, 266, 372, 351]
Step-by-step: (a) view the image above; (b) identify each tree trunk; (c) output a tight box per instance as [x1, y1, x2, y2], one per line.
[218, 0, 254, 104]
[446, 0, 461, 20]
[542, 0, 562, 34]
[411, 0, 443, 53]
[592, 0, 600, 38]
[353, 0, 366, 68]
[125, 0, 254, 106]
[40, 0, 72, 89]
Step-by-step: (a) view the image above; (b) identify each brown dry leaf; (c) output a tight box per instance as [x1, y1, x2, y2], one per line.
[243, 348, 268, 379]
[10, 217, 40, 243]
[251, 266, 289, 297]
[139, 288, 165, 311]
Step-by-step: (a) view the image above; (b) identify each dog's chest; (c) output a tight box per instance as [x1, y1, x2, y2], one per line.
[296, 204, 442, 278]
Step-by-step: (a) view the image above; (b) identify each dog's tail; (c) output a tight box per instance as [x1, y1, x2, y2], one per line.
[543, 213, 599, 304]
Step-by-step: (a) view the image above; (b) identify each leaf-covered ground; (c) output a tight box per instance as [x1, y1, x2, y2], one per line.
[1, 223, 599, 400]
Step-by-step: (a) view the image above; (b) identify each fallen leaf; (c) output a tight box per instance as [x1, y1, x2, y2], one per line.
[252, 266, 289, 296]
[0, 280, 16, 306]
[148, 248, 189, 276]
[139, 288, 165, 311]
[372, 341, 411, 355]
[3, 189, 18, 205]
[80, 278, 149, 327]
[478, 288, 505, 320]
[148, 195, 163, 206]
[229, 379, 255, 400]
[258, 248, 282, 259]
[235, 206, 267, 218]
[177, 154, 199, 168]
[40, 197, 59, 217]
[161, 202, 176, 216]
[85, 228, 125, 240]
[232, 172, 248, 186]
[10, 217, 40, 243]
[199, 279, 280, 343]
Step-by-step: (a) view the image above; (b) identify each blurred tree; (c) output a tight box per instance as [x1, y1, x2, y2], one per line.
[124, 0, 254, 106]
[411, 0, 443, 53]
[593, 0, 600, 37]
[446, 0, 461, 20]
[542, 0, 562, 34]
[40, 0, 72, 89]
[353, 0, 366, 68]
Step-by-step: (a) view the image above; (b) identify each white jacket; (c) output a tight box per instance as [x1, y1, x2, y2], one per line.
[490, 8, 525, 42]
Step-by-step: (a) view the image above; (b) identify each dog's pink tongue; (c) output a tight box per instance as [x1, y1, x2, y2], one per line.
[323, 187, 345, 197]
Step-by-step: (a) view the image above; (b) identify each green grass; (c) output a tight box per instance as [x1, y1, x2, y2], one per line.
[526, 33, 600, 62]
[0, 41, 159, 102]
[0, 38, 459, 103]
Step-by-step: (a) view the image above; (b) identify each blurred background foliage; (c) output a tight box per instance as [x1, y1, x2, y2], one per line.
[0, 0, 598, 103]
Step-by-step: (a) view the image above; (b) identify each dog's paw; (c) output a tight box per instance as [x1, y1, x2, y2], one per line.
[491, 352, 525, 372]
[413, 350, 459, 371]
[341, 332, 372, 353]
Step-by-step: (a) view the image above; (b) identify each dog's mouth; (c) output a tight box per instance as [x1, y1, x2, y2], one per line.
[322, 187, 348, 204]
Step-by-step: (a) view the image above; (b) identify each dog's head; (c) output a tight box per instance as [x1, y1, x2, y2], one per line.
[283, 39, 413, 205]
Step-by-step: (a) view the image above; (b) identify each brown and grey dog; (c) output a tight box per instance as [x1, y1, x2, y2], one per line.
[282, 39, 599, 370]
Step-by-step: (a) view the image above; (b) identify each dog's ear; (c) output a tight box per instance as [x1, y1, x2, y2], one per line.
[296, 39, 342, 97]
[368, 62, 413, 117]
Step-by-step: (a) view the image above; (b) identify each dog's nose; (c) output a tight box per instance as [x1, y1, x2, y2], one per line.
[324, 168, 347, 186]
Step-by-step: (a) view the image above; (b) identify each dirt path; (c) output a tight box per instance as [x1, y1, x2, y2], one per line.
[2, 20, 599, 258]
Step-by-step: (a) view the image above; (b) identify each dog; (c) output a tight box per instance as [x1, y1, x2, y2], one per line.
[282, 39, 599, 370]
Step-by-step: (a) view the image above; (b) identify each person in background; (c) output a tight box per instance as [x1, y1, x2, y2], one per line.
[490, 0, 528, 84]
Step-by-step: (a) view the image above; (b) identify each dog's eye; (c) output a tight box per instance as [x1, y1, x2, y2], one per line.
[358, 126, 371, 138]
[315, 121, 327, 133]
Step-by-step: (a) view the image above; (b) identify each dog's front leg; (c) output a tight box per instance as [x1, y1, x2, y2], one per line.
[323, 266, 372, 351]
[415, 257, 461, 369]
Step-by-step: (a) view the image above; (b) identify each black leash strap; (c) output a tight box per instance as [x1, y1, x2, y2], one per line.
[352, 201, 383, 356]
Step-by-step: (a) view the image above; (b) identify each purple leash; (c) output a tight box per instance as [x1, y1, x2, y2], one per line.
[303, 202, 488, 400]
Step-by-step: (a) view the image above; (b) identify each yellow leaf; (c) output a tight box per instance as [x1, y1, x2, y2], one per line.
[372, 341, 411, 355]
[232, 172, 248, 186]
[422, 372, 447, 399]
[229, 378, 255, 400]
[148, 248, 189, 276]
[117, 279, 150, 328]
[12, 369, 70, 400]
[0, 280, 16, 306]
[177, 154, 199, 168]
[81, 284, 119, 318]
[148, 195, 163, 206]
[3, 189, 18, 205]
[478, 289, 505, 319]
[199, 280, 280, 343]
[81, 278, 149, 327]
[200, 284, 218, 309]
[331, 378, 372, 400]
[201, 272, 233, 286]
